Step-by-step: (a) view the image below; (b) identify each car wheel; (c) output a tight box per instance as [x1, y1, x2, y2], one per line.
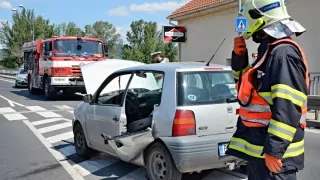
[44, 78, 56, 100]
[146, 142, 182, 180]
[73, 124, 93, 158]
[28, 77, 35, 94]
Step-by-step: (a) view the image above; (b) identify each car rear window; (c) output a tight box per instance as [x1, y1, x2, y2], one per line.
[176, 70, 237, 106]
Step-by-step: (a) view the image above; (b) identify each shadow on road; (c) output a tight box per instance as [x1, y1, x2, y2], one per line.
[10, 89, 84, 102]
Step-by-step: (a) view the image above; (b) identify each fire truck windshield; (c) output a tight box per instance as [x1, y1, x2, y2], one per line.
[53, 39, 103, 58]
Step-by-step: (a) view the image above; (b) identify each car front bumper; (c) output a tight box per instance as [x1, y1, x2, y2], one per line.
[15, 79, 27, 86]
[160, 133, 240, 173]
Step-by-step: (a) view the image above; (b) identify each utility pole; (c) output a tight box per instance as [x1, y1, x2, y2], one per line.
[238, 0, 242, 36]
[12, 4, 35, 41]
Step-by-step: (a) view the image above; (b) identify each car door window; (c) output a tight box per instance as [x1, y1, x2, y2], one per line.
[125, 71, 164, 121]
[97, 73, 132, 105]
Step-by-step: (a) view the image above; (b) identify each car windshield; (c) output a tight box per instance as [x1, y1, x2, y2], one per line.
[177, 70, 237, 106]
[53, 39, 103, 57]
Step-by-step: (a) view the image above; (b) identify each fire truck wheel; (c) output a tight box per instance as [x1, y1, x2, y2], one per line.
[44, 78, 56, 100]
[28, 77, 35, 94]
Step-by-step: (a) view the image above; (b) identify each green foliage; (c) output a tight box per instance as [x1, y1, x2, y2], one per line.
[0, 8, 54, 67]
[122, 19, 178, 63]
[0, 9, 178, 68]
[84, 21, 122, 58]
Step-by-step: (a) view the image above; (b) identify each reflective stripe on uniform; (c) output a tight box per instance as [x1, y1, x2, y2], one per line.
[271, 84, 307, 107]
[228, 137, 304, 159]
[233, 65, 250, 80]
[242, 118, 270, 126]
[258, 92, 273, 104]
[240, 103, 271, 112]
[267, 119, 297, 142]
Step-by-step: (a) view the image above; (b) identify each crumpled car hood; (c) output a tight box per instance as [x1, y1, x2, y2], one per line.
[80, 59, 145, 95]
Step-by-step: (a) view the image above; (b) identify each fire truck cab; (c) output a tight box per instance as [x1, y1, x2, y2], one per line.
[23, 36, 108, 99]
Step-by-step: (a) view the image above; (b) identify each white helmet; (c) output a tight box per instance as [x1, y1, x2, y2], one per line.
[239, 0, 306, 40]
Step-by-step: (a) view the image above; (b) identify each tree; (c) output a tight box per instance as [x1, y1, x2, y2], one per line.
[122, 19, 178, 63]
[84, 21, 122, 58]
[54, 22, 83, 36]
[0, 8, 54, 67]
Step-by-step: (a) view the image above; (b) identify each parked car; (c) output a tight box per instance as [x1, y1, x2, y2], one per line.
[72, 59, 242, 180]
[14, 68, 28, 88]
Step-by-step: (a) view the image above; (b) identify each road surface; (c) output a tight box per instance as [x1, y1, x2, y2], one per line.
[0, 77, 319, 180]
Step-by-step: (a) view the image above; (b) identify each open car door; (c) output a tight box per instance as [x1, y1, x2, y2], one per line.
[104, 70, 161, 163]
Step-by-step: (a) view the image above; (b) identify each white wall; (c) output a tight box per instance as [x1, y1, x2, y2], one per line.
[177, 0, 320, 72]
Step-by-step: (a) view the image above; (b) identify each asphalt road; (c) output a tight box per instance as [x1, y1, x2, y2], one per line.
[0, 77, 319, 180]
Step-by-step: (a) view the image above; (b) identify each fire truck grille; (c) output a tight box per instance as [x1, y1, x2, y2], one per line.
[71, 65, 82, 76]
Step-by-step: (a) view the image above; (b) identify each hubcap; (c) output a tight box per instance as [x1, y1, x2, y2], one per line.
[151, 152, 167, 179]
[76, 131, 83, 149]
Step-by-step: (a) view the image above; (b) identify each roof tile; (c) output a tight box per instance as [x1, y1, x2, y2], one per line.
[168, 0, 227, 18]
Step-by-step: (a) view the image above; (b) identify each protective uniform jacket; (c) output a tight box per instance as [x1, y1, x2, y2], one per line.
[225, 37, 309, 172]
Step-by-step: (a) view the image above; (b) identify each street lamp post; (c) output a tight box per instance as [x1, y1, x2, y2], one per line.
[12, 4, 35, 41]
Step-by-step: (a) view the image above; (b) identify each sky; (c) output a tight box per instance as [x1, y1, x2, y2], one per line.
[0, 0, 190, 46]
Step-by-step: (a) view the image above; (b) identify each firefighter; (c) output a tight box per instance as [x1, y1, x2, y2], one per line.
[225, 0, 308, 179]
[150, 51, 170, 63]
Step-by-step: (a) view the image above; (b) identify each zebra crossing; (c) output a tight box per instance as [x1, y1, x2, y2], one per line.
[0, 104, 248, 180]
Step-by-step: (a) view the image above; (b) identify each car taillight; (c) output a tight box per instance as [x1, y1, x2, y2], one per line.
[172, 110, 196, 136]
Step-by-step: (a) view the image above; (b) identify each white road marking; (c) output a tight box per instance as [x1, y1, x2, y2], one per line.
[58, 145, 76, 157]
[68, 110, 74, 114]
[25, 106, 47, 111]
[0, 78, 15, 83]
[73, 158, 119, 176]
[38, 122, 72, 133]
[0, 107, 16, 114]
[306, 128, 320, 134]
[3, 113, 28, 121]
[118, 167, 147, 180]
[32, 117, 71, 126]
[0, 95, 24, 107]
[23, 120, 85, 180]
[36, 111, 62, 118]
[47, 131, 74, 144]
[53, 105, 74, 110]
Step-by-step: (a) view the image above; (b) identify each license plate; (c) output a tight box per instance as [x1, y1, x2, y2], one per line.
[218, 143, 229, 157]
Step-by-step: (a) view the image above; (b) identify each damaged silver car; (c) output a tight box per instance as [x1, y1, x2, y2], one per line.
[72, 59, 242, 180]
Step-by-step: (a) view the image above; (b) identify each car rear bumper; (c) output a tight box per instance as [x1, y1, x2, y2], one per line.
[160, 133, 240, 173]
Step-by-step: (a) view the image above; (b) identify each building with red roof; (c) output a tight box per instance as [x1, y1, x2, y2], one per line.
[165, 0, 319, 74]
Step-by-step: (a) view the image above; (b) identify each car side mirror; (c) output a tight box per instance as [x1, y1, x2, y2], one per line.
[83, 94, 93, 104]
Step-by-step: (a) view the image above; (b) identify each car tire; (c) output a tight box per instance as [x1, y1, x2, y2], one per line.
[44, 77, 56, 100]
[145, 142, 182, 180]
[73, 123, 93, 158]
[28, 77, 35, 94]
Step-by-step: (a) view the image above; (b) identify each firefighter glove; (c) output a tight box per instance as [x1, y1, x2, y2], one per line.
[265, 153, 283, 173]
[233, 36, 247, 56]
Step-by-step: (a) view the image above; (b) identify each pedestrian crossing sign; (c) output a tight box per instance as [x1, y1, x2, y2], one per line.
[235, 17, 248, 33]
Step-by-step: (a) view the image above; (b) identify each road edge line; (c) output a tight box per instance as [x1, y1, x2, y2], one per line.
[23, 120, 85, 180]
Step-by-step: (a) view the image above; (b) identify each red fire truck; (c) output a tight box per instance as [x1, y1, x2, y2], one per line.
[23, 36, 108, 99]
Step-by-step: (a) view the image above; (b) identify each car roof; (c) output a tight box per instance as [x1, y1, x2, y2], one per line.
[116, 62, 232, 73]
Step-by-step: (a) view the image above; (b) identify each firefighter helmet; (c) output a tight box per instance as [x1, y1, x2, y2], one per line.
[239, 0, 306, 39]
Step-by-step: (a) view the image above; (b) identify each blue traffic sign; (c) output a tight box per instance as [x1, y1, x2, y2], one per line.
[235, 17, 248, 32]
